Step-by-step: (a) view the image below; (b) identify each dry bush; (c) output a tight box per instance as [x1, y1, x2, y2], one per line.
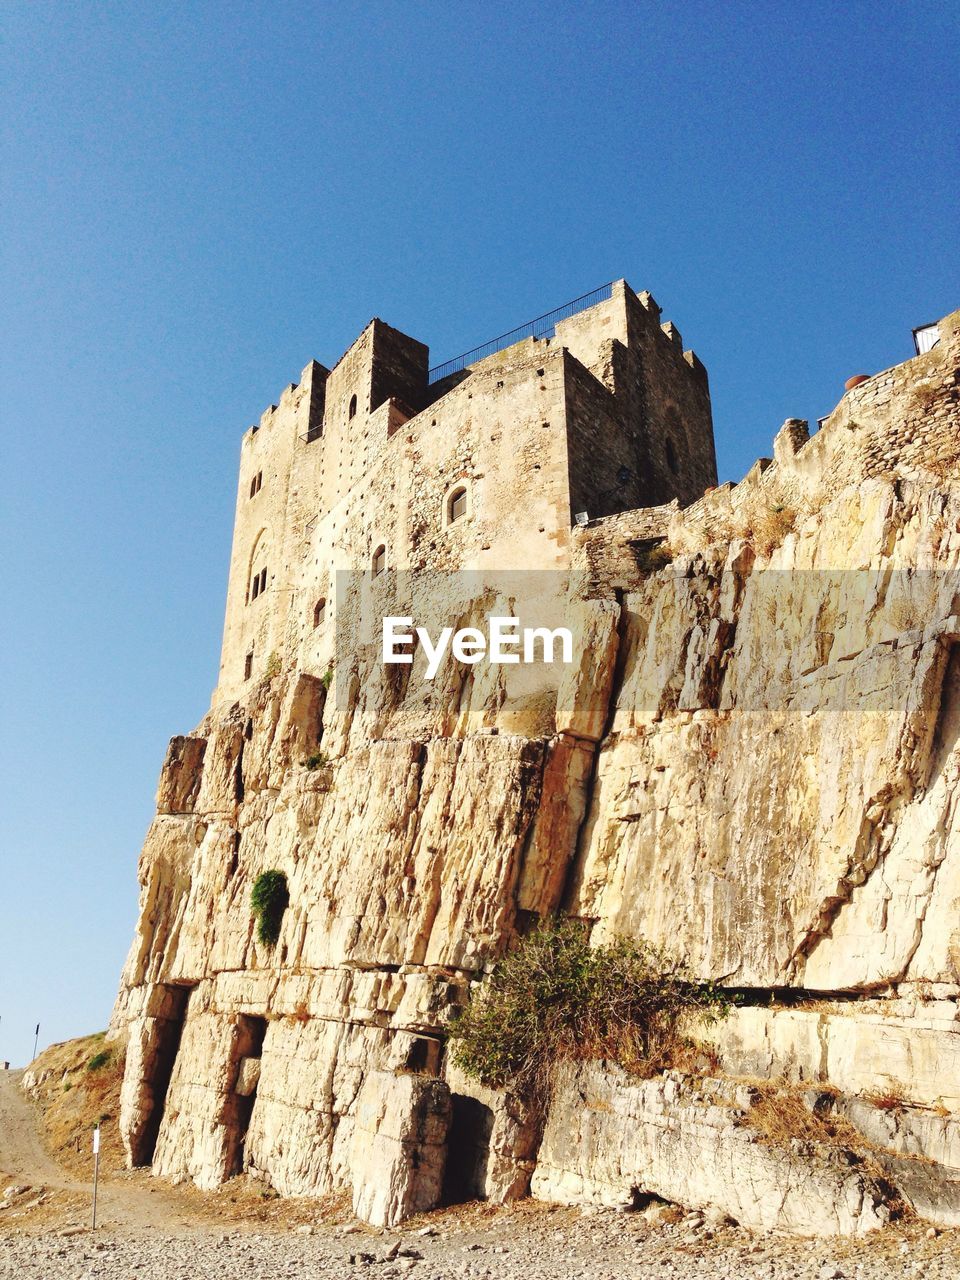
[921, 446, 960, 481]
[910, 382, 940, 413]
[633, 539, 674, 575]
[744, 1083, 864, 1151]
[870, 1090, 905, 1112]
[291, 1000, 311, 1023]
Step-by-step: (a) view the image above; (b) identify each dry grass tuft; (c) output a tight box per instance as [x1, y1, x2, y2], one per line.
[744, 1083, 865, 1151]
[744, 505, 797, 556]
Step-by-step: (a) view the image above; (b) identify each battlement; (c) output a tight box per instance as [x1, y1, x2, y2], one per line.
[661, 305, 960, 560]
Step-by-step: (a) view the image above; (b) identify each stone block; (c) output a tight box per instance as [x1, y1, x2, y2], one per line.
[349, 1071, 451, 1227]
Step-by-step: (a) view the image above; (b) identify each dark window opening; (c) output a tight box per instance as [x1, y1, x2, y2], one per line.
[250, 567, 267, 600]
[244, 651, 253, 680]
[665, 437, 679, 475]
[372, 545, 386, 577]
[249, 471, 263, 498]
[348, 394, 358, 420]
[448, 486, 467, 523]
[313, 598, 326, 628]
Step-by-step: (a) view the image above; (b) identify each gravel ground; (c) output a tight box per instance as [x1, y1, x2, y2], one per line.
[2, 1202, 959, 1280]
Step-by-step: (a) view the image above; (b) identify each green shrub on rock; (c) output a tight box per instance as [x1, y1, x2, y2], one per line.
[251, 870, 289, 947]
[449, 917, 729, 1104]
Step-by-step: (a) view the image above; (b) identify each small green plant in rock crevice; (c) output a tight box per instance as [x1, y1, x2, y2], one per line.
[448, 917, 730, 1107]
[251, 870, 290, 947]
[303, 748, 329, 770]
[86, 1050, 111, 1072]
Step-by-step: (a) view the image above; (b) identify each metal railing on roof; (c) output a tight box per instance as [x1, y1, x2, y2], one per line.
[427, 282, 614, 384]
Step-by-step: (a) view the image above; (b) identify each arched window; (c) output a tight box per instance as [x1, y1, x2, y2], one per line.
[447, 485, 468, 524]
[348, 394, 358, 420]
[665, 437, 679, 475]
[313, 598, 326, 628]
[372, 544, 386, 577]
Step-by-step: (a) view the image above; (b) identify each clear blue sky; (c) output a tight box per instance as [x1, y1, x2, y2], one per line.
[1, 2, 957, 1067]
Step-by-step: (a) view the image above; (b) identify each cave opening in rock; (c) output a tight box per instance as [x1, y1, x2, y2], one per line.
[230, 1014, 268, 1177]
[442, 1094, 495, 1205]
[135, 984, 192, 1167]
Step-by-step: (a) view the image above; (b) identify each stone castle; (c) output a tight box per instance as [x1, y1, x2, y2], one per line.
[109, 286, 960, 1235]
[217, 281, 715, 704]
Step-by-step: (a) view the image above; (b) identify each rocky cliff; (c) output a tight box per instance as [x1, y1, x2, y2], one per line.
[110, 308, 960, 1233]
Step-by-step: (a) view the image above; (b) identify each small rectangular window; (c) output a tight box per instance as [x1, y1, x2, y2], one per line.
[244, 652, 253, 680]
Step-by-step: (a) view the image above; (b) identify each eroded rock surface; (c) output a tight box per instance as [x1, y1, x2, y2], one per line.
[108, 306, 960, 1233]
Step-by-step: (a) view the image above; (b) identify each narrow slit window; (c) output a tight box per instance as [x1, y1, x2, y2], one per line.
[372, 545, 386, 577]
[244, 652, 253, 680]
[348, 394, 358, 420]
[665, 437, 679, 475]
[313, 598, 326, 628]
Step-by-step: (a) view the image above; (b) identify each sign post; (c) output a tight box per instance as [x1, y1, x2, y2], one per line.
[91, 1126, 101, 1230]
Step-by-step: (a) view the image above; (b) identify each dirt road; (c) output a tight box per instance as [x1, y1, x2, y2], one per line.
[0, 1067, 214, 1236]
[0, 1071, 65, 1191]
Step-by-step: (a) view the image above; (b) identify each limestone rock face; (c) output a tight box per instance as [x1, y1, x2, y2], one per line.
[349, 1072, 452, 1227]
[532, 1063, 892, 1236]
[108, 308, 960, 1231]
